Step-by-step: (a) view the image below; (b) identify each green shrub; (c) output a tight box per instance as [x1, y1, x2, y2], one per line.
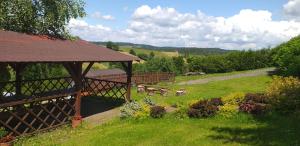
[266, 76, 300, 114]
[150, 106, 166, 118]
[272, 35, 300, 76]
[172, 106, 188, 119]
[120, 101, 149, 119]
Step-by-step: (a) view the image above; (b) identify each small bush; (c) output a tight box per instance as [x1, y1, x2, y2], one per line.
[222, 92, 245, 105]
[150, 106, 166, 118]
[266, 76, 300, 114]
[188, 100, 218, 118]
[239, 102, 269, 115]
[134, 104, 150, 119]
[173, 106, 188, 119]
[244, 93, 270, 104]
[266, 76, 300, 98]
[120, 101, 149, 119]
[218, 104, 239, 118]
[218, 92, 245, 118]
[209, 97, 223, 106]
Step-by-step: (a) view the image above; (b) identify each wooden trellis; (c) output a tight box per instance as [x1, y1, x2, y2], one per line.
[83, 78, 127, 99]
[0, 94, 76, 136]
[0, 75, 130, 136]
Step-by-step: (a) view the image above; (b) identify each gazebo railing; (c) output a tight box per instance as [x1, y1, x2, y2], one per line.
[0, 77, 75, 103]
[83, 78, 127, 99]
[0, 77, 128, 136]
[0, 94, 76, 136]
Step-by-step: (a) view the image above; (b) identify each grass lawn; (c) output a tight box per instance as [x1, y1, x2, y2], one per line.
[132, 75, 272, 105]
[15, 73, 300, 146]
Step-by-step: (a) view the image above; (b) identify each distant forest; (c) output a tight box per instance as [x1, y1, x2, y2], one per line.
[91, 41, 234, 55]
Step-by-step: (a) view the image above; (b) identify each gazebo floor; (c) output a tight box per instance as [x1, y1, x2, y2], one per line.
[81, 96, 124, 118]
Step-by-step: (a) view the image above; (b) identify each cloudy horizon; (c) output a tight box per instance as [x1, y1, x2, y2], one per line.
[68, 0, 300, 50]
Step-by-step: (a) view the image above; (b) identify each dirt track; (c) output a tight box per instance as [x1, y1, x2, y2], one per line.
[178, 68, 275, 85]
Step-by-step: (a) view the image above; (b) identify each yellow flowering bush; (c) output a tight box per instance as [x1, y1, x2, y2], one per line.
[134, 103, 150, 119]
[266, 76, 300, 113]
[222, 92, 245, 105]
[218, 92, 245, 118]
[266, 76, 300, 98]
[218, 104, 239, 118]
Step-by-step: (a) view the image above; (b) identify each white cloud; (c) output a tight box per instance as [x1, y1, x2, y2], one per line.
[283, 0, 300, 20]
[91, 12, 115, 20]
[68, 5, 300, 50]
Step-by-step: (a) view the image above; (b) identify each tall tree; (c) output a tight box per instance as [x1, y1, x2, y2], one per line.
[0, 0, 85, 39]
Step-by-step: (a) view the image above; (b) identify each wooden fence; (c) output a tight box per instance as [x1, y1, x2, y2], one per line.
[94, 72, 175, 84]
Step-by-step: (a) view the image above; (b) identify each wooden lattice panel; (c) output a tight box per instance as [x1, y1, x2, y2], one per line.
[0, 95, 75, 136]
[0, 78, 74, 103]
[21, 77, 74, 97]
[83, 78, 127, 99]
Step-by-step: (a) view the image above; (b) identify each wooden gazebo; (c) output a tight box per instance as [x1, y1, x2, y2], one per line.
[0, 30, 139, 136]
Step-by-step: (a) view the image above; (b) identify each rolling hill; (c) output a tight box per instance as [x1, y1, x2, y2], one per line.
[91, 41, 234, 56]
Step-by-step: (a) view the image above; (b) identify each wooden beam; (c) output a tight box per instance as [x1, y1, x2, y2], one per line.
[63, 63, 77, 80]
[82, 62, 94, 77]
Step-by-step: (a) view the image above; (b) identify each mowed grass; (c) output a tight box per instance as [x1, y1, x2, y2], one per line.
[132, 75, 272, 105]
[16, 74, 300, 146]
[16, 112, 300, 146]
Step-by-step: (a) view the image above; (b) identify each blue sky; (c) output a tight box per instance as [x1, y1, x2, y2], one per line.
[84, 0, 286, 29]
[68, 0, 300, 50]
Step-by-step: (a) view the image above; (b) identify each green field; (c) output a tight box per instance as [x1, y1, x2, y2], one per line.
[15, 72, 300, 146]
[120, 47, 179, 58]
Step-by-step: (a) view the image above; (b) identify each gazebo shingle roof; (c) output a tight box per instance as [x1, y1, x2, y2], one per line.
[0, 30, 139, 63]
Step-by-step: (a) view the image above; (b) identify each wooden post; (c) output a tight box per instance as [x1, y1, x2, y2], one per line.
[73, 62, 83, 127]
[64, 62, 83, 128]
[126, 61, 132, 102]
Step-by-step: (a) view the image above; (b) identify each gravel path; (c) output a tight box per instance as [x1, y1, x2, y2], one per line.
[178, 68, 275, 85]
